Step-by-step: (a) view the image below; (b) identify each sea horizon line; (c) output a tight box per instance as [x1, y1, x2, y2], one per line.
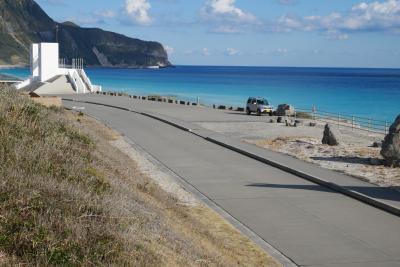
[2, 64, 400, 71]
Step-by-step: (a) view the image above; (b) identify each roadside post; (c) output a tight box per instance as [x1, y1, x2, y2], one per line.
[385, 121, 388, 135]
[312, 105, 316, 122]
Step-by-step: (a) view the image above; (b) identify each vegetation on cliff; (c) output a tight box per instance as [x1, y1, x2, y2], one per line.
[0, 0, 170, 67]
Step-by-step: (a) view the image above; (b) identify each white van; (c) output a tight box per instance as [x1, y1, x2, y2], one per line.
[246, 97, 273, 116]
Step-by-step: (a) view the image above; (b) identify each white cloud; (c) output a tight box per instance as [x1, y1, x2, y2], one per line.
[343, 0, 400, 31]
[182, 48, 213, 56]
[324, 30, 349, 40]
[275, 15, 304, 32]
[305, 0, 400, 32]
[276, 48, 289, 54]
[124, 0, 152, 25]
[199, 0, 399, 36]
[202, 48, 211, 56]
[205, 0, 257, 22]
[200, 0, 259, 33]
[272, 0, 400, 38]
[212, 25, 241, 33]
[226, 47, 240, 56]
[183, 49, 194, 55]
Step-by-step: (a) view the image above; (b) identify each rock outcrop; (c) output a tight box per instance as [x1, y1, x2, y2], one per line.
[322, 124, 339, 146]
[381, 115, 400, 167]
[0, 0, 171, 67]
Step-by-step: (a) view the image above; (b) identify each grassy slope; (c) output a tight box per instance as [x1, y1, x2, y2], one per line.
[0, 86, 124, 265]
[0, 85, 279, 266]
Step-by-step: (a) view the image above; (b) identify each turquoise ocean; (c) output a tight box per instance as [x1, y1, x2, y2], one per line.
[1, 66, 399, 122]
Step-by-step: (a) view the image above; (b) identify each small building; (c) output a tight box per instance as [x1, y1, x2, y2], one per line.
[16, 43, 101, 95]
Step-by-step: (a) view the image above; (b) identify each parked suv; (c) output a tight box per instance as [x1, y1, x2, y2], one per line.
[246, 97, 273, 116]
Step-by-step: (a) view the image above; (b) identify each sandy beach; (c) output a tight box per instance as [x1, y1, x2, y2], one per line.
[197, 118, 400, 188]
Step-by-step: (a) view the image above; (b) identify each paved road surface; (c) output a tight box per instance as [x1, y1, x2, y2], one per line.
[63, 97, 400, 267]
[63, 95, 400, 211]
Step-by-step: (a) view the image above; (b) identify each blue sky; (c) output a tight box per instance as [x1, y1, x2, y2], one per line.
[37, 0, 400, 68]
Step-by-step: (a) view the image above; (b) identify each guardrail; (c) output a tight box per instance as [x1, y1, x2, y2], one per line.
[59, 58, 84, 70]
[295, 107, 389, 135]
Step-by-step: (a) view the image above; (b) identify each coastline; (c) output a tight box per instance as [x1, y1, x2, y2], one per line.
[0, 73, 22, 81]
[0, 64, 28, 69]
[2, 65, 398, 122]
[0, 64, 172, 69]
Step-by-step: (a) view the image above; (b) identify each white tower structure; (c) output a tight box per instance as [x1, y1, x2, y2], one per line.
[16, 43, 101, 95]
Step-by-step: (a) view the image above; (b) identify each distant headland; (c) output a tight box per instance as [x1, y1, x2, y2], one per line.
[0, 0, 171, 68]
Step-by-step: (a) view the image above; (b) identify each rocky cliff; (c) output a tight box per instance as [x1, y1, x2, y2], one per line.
[0, 0, 170, 67]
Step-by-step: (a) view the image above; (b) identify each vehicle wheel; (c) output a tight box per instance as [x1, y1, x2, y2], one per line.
[246, 108, 251, 115]
[257, 109, 261, 116]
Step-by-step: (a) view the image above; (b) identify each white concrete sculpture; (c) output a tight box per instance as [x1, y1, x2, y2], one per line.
[16, 43, 101, 94]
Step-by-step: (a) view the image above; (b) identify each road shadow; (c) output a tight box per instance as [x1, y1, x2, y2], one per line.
[246, 183, 332, 192]
[246, 183, 400, 202]
[224, 112, 249, 116]
[225, 112, 274, 117]
[310, 156, 383, 166]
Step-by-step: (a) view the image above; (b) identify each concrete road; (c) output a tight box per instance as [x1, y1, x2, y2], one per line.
[62, 95, 400, 211]
[64, 94, 270, 122]
[63, 99, 400, 267]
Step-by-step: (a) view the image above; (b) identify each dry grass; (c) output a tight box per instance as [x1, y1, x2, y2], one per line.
[0, 86, 125, 266]
[0, 85, 278, 266]
[31, 96, 63, 108]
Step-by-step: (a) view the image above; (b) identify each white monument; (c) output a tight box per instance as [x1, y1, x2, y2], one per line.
[16, 43, 101, 94]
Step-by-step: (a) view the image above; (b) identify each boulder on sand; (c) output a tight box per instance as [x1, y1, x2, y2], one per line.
[322, 124, 339, 146]
[381, 115, 400, 167]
